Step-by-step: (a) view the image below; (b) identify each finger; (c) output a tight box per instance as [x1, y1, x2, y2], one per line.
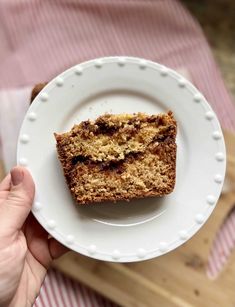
[25, 214, 69, 269]
[24, 214, 53, 269]
[0, 174, 11, 192]
[0, 167, 35, 238]
[0, 191, 9, 205]
[49, 239, 69, 259]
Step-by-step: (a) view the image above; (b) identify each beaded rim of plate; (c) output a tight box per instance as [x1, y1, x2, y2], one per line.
[17, 56, 226, 262]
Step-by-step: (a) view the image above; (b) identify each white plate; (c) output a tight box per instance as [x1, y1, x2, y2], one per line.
[17, 57, 226, 262]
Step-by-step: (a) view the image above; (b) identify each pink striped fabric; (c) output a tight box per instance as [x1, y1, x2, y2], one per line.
[0, 0, 235, 305]
[207, 207, 235, 279]
[0, 0, 235, 130]
[34, 269, 118, 307]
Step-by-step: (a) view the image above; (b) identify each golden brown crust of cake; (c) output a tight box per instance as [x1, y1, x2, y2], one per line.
[55, 112, 177, 205]
[30, 82, 48, 103]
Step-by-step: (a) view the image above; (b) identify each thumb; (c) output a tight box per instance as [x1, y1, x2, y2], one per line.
[0, 167, 35, 238]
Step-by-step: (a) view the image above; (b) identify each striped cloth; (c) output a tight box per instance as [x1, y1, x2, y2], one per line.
[34, 269, 118, 307]
[0, 0, 235, 130]
[0, 0, 235, 306]
[207, 200, 235, 279]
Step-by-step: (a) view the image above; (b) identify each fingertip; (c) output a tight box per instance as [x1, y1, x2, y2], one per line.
[11, 166, 33, 182]
[10, 167, 24, 186]
[49, 239, 69, 259]
[0, 168, 35, 235]
[10, 166, 35, 201]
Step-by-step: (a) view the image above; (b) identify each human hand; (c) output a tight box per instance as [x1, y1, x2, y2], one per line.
[0, 167, 68, 307]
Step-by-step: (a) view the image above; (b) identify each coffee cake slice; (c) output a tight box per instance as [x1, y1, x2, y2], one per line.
[55, 112, 177, 205]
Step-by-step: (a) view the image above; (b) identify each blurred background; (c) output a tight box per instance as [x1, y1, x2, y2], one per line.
[182, 0, 235, 101]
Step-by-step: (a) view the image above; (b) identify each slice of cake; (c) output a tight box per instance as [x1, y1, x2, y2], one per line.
[54, 112, 177, 205]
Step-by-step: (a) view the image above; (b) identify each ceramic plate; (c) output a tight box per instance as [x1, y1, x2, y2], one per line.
[17, 57, 226, 262]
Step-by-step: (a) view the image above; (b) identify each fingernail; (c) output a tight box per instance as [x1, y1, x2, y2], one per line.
[11, 168, 24, 186]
